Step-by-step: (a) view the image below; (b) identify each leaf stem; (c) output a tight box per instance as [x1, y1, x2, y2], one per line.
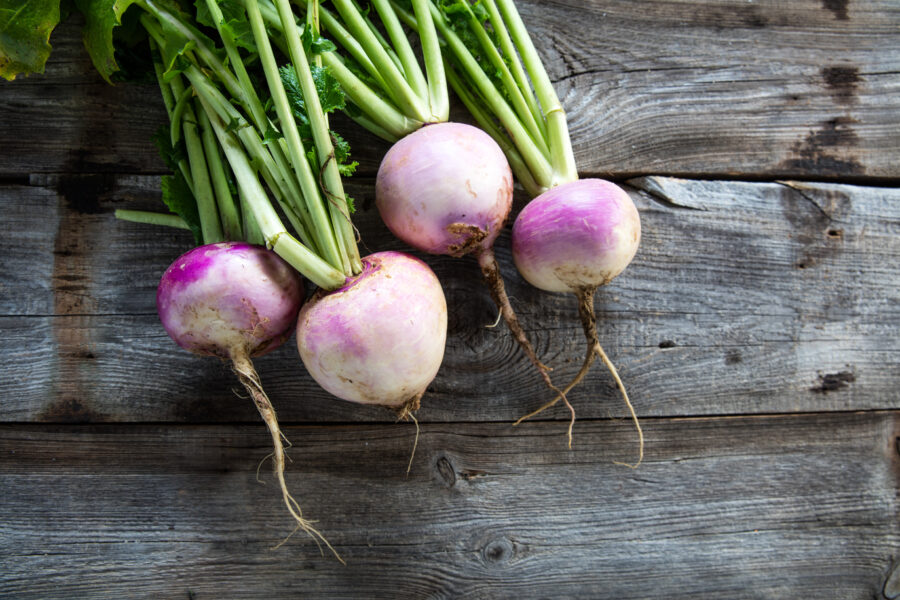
[371, 0, 428, 102]
[270, 0, 361, 274]
[481, 0, 545, 141]
[261, 3, 420, 139]
[184, 65, 318, 252]
[459, 0, 548, 155]
[330, 0, 430, 122]
[246, 0, 346, 272]
[115, 209, 191, 230]
[410, 0, 448, 121]
[197, 104, 243, 240]
[168, 72, 223, 243]
[494, 0, 577, 185]
[198, 92, 347, 290]
[428, 2, 552, 189]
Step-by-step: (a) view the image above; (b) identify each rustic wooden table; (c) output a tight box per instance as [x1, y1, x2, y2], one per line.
[2, 1, 899, 598]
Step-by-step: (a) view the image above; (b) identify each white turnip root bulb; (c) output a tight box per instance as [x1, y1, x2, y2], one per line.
[375, 122, 564, 401]
[296, 251, 447, 419]
[157, 242, 338, 558]
[512, 179, 643, 464]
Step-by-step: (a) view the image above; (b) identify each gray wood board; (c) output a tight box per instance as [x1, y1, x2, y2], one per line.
[1, 0, 899, 180]
[0, 412, 897, 599]
[2, 176, 897, 423]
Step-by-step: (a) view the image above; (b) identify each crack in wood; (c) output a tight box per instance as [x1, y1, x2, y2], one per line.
[777, 182, 835, 221]
[626, 177, 708, 211]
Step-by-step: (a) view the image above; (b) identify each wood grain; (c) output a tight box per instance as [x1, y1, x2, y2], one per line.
[1, 0, 898, 180]
[2, 176, 897, 424]
[0, 413, 897, 599]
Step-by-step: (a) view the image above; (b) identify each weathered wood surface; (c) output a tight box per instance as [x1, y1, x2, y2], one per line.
[1, 413, 898, 599]
[1, 175, 897, 423]
[2, 0, 899, 180]
[2, 1, 899, 597]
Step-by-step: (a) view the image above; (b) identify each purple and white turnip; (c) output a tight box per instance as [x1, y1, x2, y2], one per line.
[156, 242, 342, 551]
[296, 251, 448, 417]
[512, 180, 643, 462]
[376, 122, 564, 398]
[424, 0, 645, 462]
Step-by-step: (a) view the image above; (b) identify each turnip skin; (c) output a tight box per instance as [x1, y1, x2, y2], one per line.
[157, 242, 303, 360]
[296, 251, 448, 412]
[375, 122, 513, 256]
[512, 179, 640, 294]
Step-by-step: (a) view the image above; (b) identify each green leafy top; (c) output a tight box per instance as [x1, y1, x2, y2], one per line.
[152, 124, 204, 243]
[280, 62, 358, 178]
[435, 0, 507, 99]
[74, 0, 141, 82]
[0, 0, 63, 80]
[194, 0, 255, 53]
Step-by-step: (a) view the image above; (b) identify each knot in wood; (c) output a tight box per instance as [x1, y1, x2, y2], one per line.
[482, 537, 514, 565]
[435, 455, 456, 488]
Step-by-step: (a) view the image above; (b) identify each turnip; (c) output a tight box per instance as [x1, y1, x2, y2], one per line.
[157, 242, 341, 552]
[511, 180, 642, 462]
[296, 251, 448, 417]
[375, 122, 560, 392]
[44, 0, 451, 558]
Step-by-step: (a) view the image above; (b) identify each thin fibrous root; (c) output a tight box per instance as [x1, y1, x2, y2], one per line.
[393, 391, 424, 477]
[231, 352, 345, 564]
[475, 248, 569, 407]
[514, 287, 643, 467]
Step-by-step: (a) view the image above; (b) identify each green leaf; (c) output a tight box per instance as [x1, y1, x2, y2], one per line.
[0, 0, 62, 81]
[151, 124, 188, 172]
[107, 6, 154, 83]
[155, 12, 200, 80]
[279, 62, 313, 138]
[154, 113, 203, 244]
[280, 63, 346, 120]
[193, 0, 213, 27]
[312, 64, 346, 113]
[161, 171, 203, 244]
[261, 122, 283, 145]
[279, 63, 357, 178]
[299, 25, 335, 55]
[331, 130, 357, 176]
[224, 115, 245, 132]
[161, 50, 193, 80]
[194, 0, 255, 53]
[436, 0, 507, 99]
[73, 0, 139, 82]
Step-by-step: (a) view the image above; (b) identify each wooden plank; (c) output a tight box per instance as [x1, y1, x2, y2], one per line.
[1, 176, 897, 423]
[1, 1, 898, 180]
[0, 413, 897, 598]
[541, 0, 900, 180]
